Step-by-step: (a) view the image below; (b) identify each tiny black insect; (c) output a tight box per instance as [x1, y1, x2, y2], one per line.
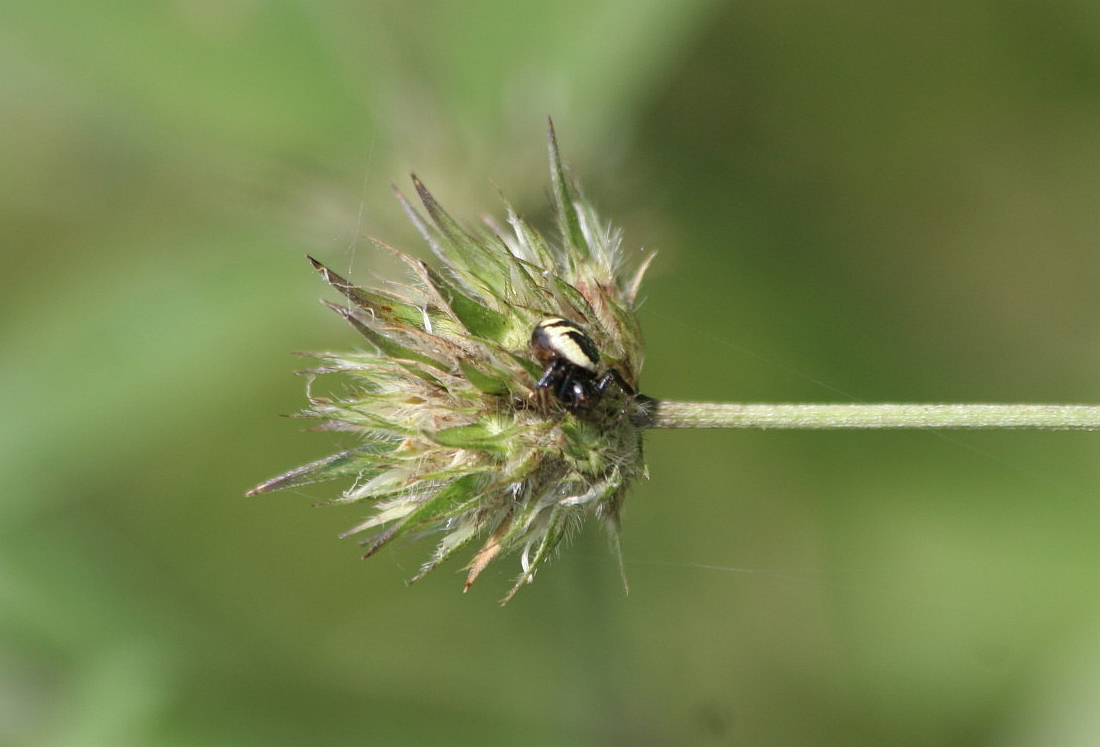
[530, 318, 635, 413]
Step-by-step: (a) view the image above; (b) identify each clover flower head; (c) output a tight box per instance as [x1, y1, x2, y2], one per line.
[249, 122, 653, 602]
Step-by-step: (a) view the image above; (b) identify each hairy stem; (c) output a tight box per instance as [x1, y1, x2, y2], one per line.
[636, 400, 1100, 430]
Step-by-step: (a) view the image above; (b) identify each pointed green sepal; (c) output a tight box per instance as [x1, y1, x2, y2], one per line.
[547, 119, 588, 257]
[246, 450, 368, 496]
[418, 260, 514, 343]
[426, 422, 512, 453]
[459, 359, 512, 396]
[360, 473, 487, 557]
[321, 301, 449, 373]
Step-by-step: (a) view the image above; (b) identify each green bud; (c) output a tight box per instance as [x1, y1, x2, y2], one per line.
[250, 121, 652, 603]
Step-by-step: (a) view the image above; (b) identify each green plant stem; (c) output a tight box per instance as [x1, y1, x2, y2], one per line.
[638, 401, 1100, 430]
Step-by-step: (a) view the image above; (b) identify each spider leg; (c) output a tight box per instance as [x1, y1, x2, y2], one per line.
[536, 358, 568, 390]
[596, 368, 635, 397]
[556, 368, 577, 403]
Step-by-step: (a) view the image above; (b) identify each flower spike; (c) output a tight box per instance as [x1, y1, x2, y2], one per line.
[250, 123, 650, 602]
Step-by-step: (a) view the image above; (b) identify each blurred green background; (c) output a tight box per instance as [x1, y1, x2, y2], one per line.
[4, 1, 1100, 745]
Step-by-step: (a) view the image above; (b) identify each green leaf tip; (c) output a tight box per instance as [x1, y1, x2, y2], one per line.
[547, 118, 588, 258]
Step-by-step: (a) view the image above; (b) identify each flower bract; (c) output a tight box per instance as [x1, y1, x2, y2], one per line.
[249, 123, 653, 602]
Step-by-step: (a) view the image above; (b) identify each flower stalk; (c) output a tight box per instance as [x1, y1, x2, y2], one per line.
[636, 401, 1100, 430]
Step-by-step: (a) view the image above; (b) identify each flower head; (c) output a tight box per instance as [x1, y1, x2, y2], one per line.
[249, 122, 653, 602]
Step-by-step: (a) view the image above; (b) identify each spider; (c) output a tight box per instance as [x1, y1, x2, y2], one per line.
[530, 317, 634, 413]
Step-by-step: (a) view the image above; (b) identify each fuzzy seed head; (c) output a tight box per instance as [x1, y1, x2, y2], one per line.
[249, 122, 653, 602]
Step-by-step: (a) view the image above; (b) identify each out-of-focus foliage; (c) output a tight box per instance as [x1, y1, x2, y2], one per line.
[2, 1, 1100, 745]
